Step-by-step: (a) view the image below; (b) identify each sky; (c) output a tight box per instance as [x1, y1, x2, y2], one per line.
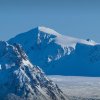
[0, 0, 100, 42]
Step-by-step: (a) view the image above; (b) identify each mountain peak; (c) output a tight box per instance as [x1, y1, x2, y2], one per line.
[0, 41, 67, 100]
[35, 26, 61, 36]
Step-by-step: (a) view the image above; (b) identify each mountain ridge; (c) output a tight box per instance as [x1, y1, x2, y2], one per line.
[0, 41, 67, 100]
[8, 26, 100, 76]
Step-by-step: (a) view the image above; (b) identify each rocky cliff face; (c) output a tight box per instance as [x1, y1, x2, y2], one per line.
[0, 41, 67, 100]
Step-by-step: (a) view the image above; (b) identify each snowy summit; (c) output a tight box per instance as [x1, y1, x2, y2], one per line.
[8, 26, 100, 76]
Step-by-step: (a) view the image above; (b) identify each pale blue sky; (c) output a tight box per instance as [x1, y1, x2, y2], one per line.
[0, 0, 100, 42]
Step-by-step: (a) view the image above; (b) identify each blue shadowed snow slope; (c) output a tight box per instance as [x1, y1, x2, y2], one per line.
[8, 26, 100, 76]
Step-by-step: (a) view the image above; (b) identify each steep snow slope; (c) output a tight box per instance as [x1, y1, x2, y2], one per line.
[0, 41, 67, 100]
[8, 26, 100, 76]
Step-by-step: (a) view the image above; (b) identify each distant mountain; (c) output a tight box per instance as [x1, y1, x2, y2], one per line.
[8, 26, 100, 76]
[0, 41, 66, 100]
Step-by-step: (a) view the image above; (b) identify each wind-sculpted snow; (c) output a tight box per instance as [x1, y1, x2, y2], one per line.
[8, 26, 100, 76]
[0, 41, 67, 100]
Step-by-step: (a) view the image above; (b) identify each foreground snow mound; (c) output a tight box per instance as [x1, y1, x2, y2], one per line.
[8, 26, 100, 76]
[0, 41, 66, 100]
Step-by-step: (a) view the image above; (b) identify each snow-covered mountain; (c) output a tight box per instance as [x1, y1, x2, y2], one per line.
[8, 26, 100, 76]
[0, 41, 67, 100]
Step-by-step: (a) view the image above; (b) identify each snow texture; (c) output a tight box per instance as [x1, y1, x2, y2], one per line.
[49, 75, 100, 100]
[8, 26, 100, 76]
[0, 41, 67, 100]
